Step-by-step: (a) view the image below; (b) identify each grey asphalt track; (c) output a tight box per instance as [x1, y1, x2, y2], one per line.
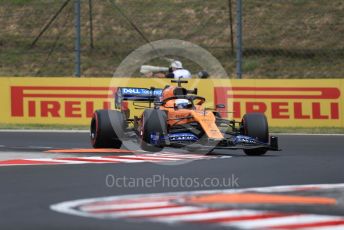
[0, 131, 343, 230]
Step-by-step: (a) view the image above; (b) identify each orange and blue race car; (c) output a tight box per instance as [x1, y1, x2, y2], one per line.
[90, 79, 280, 155]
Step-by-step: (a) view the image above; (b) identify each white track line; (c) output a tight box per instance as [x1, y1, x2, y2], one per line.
[99, 206, 202, 217]
[225, 214, 343, 229]
[81, 201, 172, 212]
[80, 196, 177, 207]
[116, 155, 188, 161]
[147, 154, 211, 160]
[18, 157, 142, 164]
[304, 225, 344, 230]
[96, 158, 145, 163]
[81, 156, 140, 163]
[66, 157, 126, 163]
[0, 154, 211, 166]
[155, 209, 266, 223]
[153, 153, 212, 159]
[28, 158, 88, 164]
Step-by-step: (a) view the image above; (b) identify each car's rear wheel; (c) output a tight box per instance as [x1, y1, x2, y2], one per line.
[90, 110, 125, 148]
[242, 113, 269, 156]
[141, 109, 167, 152]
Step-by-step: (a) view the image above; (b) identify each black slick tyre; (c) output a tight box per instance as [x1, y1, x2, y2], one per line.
[140, 109, 167, 152]
[242, 113, 269, 156]
[90, 110, 124, 148]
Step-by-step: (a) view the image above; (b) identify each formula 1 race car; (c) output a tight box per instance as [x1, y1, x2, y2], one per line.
[90, 79, 279, 155]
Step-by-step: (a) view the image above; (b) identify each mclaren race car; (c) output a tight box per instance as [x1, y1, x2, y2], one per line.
[90, 79, 279, 155]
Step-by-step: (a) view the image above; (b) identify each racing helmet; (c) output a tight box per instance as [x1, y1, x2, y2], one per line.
[170, 60, 183, 69]
[175, 99, 192, 109]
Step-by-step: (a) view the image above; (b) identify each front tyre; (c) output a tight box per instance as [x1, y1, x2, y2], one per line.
[90, 110, 125, 148]
[140, 109, 167, 152]
[242, 113, 269, 156]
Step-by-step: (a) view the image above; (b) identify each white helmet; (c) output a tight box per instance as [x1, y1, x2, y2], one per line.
[170, 60, 183, 69]
[175, 99, 192, 109]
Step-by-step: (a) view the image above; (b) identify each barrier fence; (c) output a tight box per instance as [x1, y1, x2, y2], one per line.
[1, 77, 343, 127]
[1, 0, 343, 78]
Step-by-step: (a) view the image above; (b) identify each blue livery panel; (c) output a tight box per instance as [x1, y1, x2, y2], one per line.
[150, 132, 199, 145]
[168, 133, 199, 142]
[233, 135, 266, 145]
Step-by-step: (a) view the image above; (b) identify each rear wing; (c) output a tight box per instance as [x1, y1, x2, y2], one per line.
[115, 87, 163, 109]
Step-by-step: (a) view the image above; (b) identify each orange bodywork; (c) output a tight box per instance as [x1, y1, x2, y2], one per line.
[160, 86, 224, 140]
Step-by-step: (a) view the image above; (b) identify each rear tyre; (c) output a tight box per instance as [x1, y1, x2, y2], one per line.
[141, 109, 167, 152]
[90, 110, 125, 148]
[242, 113, 269, 156]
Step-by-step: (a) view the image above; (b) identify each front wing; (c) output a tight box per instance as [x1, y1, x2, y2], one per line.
[149, 132, 280, 151]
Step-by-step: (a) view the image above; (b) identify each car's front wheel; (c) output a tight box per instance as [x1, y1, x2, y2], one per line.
[140, 109, 167, 152]
[90, 110, 125, 148]
[241, 113, 269, 156]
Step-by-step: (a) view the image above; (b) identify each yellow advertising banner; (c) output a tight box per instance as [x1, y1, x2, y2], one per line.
[0, 77, 342, 127]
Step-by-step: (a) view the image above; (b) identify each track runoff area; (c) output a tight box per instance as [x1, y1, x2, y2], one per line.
[0, 131, 344, 230]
